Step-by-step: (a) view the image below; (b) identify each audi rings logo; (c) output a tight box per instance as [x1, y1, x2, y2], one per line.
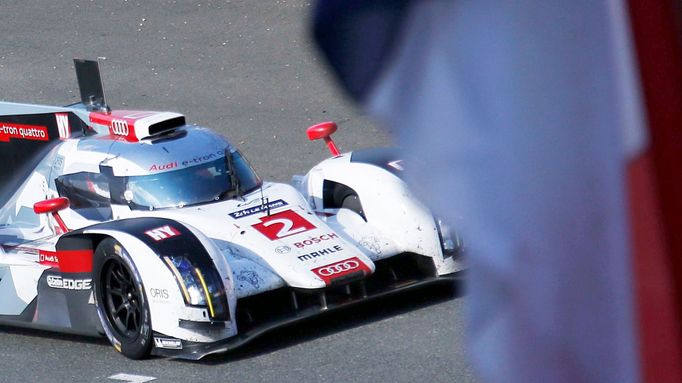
[317, 260, 359, 276]
[311, 257, 370, 285]
[111, 119, 130, 136]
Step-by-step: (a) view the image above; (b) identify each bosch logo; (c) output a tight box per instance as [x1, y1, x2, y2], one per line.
[317, 260, 360, 276]
[111, 119, 130, 136]
[275, 246, 291, 254]
[294, 233, 339, 248]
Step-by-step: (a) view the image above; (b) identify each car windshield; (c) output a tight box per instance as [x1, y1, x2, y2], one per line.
[121, 151, 260, 210]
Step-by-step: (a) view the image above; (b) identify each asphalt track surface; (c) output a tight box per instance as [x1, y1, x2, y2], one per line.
[0, 1, 475, 382]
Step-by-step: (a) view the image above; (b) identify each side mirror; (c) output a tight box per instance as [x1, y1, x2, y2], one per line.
[34, 197, 70, 233]
[34, 197, 70, 214]
[307, 121, 340, 156]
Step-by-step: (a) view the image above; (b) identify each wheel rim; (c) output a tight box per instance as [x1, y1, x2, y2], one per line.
[102, 258, 142, 340]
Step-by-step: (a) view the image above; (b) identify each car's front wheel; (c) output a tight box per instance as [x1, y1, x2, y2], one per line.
[94, 238, 152, 359]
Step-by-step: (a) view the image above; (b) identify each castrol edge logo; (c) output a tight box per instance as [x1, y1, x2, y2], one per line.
[311, 257, 371, 285]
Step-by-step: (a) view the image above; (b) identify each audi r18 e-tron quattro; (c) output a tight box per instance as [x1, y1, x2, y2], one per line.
[0, 59, 464, 359]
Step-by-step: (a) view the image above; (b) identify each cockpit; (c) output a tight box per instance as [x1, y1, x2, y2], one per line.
[115, 151, 261, 210]
[55, 149, 261, 217]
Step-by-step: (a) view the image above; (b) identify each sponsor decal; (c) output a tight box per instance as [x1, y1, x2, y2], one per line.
[275, 245, 291, 254]
[252, 209, 316, 240]
[154, 337, 183, 350]
[38, 249, 93, 273]
[311, 257, 371, 284]
[297, 245, 343, 261]
[180, 150, 224, 167]
[110, 119, 130, 136]
[229, 199, 288, 219]
[149, 288, 169, 300]
[293, 233, 339, 248]
[0, 122, 49, 142]
[39, 250, 60, 268]
[144, 225, 180, 241]
[149, 161, 178, 171]
[55, 113, 70, 140]
[90, 112, 136, 141]
[47, 275, 92, 290]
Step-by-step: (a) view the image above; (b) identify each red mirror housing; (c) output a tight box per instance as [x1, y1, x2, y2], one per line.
[306, 121, 338, 141]
[34, 197, 70, 214]
[306, 121, 340, 156]
[34, 197, 70, 234]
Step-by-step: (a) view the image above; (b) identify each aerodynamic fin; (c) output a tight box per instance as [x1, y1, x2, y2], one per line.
[73, 58, 110, 112]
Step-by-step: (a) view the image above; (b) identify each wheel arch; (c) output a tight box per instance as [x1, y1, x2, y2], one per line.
[59, 217, 237, 356]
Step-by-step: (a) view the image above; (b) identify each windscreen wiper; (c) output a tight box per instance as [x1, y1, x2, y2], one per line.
[226, 149, 242, 200]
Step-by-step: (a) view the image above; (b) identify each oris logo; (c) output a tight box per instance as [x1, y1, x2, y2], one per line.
[311, 257, 371, 285]
[149, 288, 169, 300]
[317, 260, 359, 276]
[110, 119, 130, 136]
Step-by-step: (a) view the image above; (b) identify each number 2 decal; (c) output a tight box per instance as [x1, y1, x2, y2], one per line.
[252, 210, 316, 240]
[261, 218, 307, 238]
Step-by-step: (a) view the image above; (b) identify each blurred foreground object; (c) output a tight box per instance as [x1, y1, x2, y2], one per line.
[313, 0, 682, 382]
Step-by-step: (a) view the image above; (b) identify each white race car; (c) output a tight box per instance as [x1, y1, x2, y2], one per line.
[0, 59, 464, 359]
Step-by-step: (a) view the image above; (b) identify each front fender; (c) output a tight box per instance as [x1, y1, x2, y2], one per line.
[58, 217, 237, 344]
[299, 150, 461, 275]
[302, 154, 441, 255]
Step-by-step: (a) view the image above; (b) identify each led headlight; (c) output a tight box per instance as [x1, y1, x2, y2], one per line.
[436, 218, 463, 258]
[162, 255, 229, 320]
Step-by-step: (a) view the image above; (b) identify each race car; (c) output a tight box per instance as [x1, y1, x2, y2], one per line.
[0, 59, 464, 360]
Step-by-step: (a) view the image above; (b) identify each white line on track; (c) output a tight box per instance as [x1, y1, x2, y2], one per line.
[107, 373, 157, 383]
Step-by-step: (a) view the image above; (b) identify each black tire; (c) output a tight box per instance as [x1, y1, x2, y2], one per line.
[94, 238, 152, 359]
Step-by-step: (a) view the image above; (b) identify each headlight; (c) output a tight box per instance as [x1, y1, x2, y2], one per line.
[436, 218, 464, 258]
[162, 255, 229, 320]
